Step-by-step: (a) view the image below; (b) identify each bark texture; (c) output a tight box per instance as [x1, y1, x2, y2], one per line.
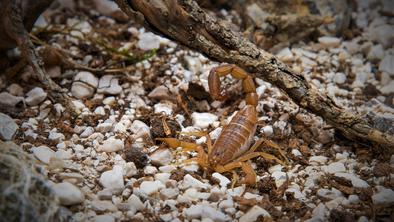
[115, 0, 393, 150]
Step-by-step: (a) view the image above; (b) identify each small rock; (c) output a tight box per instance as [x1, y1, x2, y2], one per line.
[379, 54, 394, 77]
[212, 172, 231, 187]
[154, 173, 171, 184]
[367, 44, 384, 61]
[53, 182, 85, 206]
[125, 162, 138, 177]
[80, 127, 94, 138]
[0, 92, 24, 107]
[137, 32, 161, 50]
[309, 203, 328, 221]
[130, 120, 151, 138]
[94, 106, 106, 115]
[47, 66, 61, 78]
[184, 55, 203, 74]
[97, 75, 122, 95]
[98, 138, 124, 152]
[48, 129, 65, 143]
[181, 174, 210, 190]
[150, 149, 173, 166]
[71, 82, 95, 99]
[276, 47, 294, 62]
[128, 194, 144, 211]
[334, 73, 347, 84]
[7, 83, 24, 96]
[271, 171, 287, 188]
[139, 180, 165, 195]
[144, 165, 158, 175]
[380, 80, 394, 94]
[372, 187, 394, 205]
[239, 205, 271, 222]
[160, 188, 179, 199]
[309, 156, 328, 164]
[0, 113, 18, 141]
[91, 200, 117, 212]
[31, 146, 55, 164]
[318, 36, 341, 48]
[261, 125, 273, 137]
[184, 204, 227, 222]
[96, 122, 113, 133]
[99, 165, 124, 191]
[154, 103, 173, 115]
[317, 188, 343, 200]
[93, 215, 115, 222]
[191, 112, 218, 129]
[25, 87, 47, 106]
[323, 162, 346, 174]
[97, 189, 113, 200]
[334, 172, 369, 188]
[291, 149, 302, 157]
[148, 86, 170, 100]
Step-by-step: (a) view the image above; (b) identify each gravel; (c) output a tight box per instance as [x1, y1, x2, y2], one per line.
[0, 113, 18, 141]
[53, 182, 85, 206]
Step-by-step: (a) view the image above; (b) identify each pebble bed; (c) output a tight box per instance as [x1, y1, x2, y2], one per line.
[0, 0, 393, 221]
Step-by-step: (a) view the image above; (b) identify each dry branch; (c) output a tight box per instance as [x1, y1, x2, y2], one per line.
[115, 0, 393, 150]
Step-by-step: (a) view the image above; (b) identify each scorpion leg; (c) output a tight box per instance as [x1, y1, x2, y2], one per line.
[215, 161, 257, 185]
[178, 131, 213, 154]
[157, 138, 209, 168]
[209, 64, 258, 106]
[236, 151, 285, 165]
[248, 137, 289, 164]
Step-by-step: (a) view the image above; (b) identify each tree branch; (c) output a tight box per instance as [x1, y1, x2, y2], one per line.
[115, 0, 393, 150]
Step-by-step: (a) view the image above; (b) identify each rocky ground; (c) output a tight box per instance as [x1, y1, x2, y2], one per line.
[0, 0, 393, 221]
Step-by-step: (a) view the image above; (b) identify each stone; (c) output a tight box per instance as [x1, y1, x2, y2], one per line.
[372, 187, 394, 205]
[7, 83, 24, 96]
[379, 54, 394, 77]
[323, 162, 346, 174]
[148, 86, 170, 100]
[97, 75, 122, 95]
[53, 182, 85, 206]
[150, 149, 173, 166]
[191, 112, 218, 129]
[94, 106, 106, 115]
[96, 122, 113, 133]
[368, 24, 394, 48]
[318, 36, 341, 48]
[128, 194, 144, 211]
[239, 206, 271, 222]
[184, 204, 227, 222]
[154, 173, 171, 184]
[334, 172, 369, 188]
[91, 200, 117, 212]
[48, 129, 65, 143]
[334, 72, 347, 84]
[139, 180, 165, 195]
[367, 44, 384, 61]
[276, 47, 294, 62]
[154, 103, 173, 115]
[271, 171, 287, 188]
[317, 188, 343, 200]
[309, 156, 328, 164]
[246, 3, 269, 28]
[380, 80, 394, 94]
[99, 165, 125, 191]
[181, 174, 210, 190]
[0, 113, 18, 141]
[97, 189, 113, 200]
[31, 146, 55, 164]
[212, 172, 231, 187]
[98, 138, 124, 152]
[71, 82, 95, 99]
[137, 32, 161, 50]
[93, 215, 115, 222]
[125, 162, 138, 177]
[184, 55, 203, 74]
[80, 127, 94, 138]
[0, 92, 24, 107]
[130, 120, 151, 138]
[160, 188, 179, 199]
[143, 166, 158, 175]
[261, 125, 273, 137]
[25, 87, 47, 106]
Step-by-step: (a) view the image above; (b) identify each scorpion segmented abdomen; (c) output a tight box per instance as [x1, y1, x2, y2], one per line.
[209, 105, 258, 165]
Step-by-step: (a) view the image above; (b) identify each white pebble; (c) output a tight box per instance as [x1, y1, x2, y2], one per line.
[144, 166, 158, 175]
[97, 137, 124, 152]
[154, 103, 173, 115]
[372, 187, 394, 205]
[212, 172, 231, 188]
[53, 182, 85, 206]
[31, 146, 55, 164]
[150, 149, 173, 166]
[130, 120, 151, 138]
[334, 172, 369, 188]
[191, 112, 218, 129]
[181, 174, 210, 190]
[309, 156, 328, 164]
[318, 36, 341, 48]
[99, 165, 125, 191]
[139, 180, 165, 195]
[323, 162, 346, 174]
[137, 32, 161, 50]
[25, 87, 47, 106]
[97, 75, 122, 95]
[0, 113, 18, 141]
[239, 205, 271, 222]
[260, 125, 273, 137]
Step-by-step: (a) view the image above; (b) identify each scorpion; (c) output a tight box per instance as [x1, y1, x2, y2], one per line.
[158, 64, 287, 185]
